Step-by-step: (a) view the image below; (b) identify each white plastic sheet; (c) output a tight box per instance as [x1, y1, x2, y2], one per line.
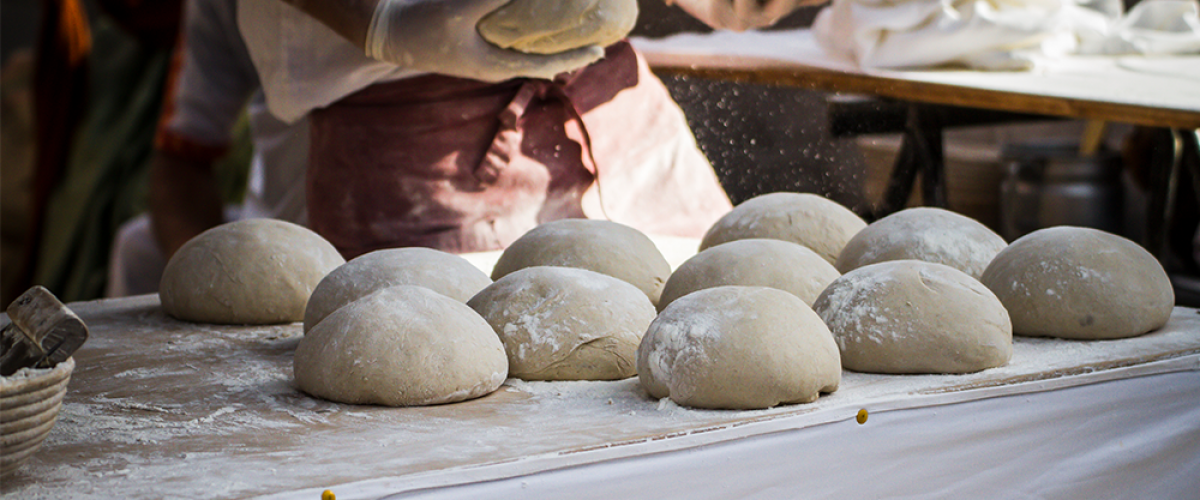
[349, 367, 1200, 499]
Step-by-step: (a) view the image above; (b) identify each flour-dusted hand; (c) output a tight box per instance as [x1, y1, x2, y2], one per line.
[366, 0, 604, 81]
[669, 0, 819, 31]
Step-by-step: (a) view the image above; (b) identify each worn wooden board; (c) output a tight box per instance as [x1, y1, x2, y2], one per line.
[2, 293, 1197, 499]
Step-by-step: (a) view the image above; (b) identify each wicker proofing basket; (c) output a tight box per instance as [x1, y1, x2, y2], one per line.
[0, 357, 74, 477]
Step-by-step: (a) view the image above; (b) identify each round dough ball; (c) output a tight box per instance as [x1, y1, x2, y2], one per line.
[491, 219, 671, 306]
[294, 286, 508, 406]
[980, 226, 1173, 339]
[304, 248, 492, 333]
[700, 192, 866, 265]
[813, 260, 1012, 374]
[836, 207, 1006, 279]
[658, 239, 839, 311]
[637, 286, 841, 410]
[160, 219, 345, 324]
[468, 266, 654, 381]
[477, 0, 637, 54]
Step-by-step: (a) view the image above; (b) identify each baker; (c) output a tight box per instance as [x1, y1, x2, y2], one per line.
[112, 0, 820, 294]
[235, 0, 746, 259]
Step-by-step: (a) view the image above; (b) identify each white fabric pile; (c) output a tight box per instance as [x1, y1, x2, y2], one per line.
[813, 0, 1200, 69]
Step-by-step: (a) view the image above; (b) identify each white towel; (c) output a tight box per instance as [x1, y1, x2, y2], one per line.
[813, 0, 1200, 70]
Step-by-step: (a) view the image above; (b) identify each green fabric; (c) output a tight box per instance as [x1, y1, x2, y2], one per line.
[32, 18, 252, 302]
[215, 113, 252, 204]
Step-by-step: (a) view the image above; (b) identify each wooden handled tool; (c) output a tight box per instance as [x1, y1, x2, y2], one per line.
[0, 286, 89, 376]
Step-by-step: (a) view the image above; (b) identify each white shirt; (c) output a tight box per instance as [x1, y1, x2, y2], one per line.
[236, 0, 420, 124]
[167, 0, 311, 223]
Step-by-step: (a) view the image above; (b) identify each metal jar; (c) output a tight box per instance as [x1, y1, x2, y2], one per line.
[999, 142, 1124, 242]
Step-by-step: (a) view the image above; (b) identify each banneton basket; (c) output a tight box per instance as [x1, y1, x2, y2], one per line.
[1, 357, 74, 477]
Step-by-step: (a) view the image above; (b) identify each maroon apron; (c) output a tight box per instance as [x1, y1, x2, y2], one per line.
[307, 41, 731, 258]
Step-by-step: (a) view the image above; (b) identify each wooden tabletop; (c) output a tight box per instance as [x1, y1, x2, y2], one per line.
[4, 294, 1200, 499]
[634, 32, 1200, 129]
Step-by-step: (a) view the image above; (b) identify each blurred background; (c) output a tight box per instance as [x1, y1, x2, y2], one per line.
[0, 0, 1189, 305]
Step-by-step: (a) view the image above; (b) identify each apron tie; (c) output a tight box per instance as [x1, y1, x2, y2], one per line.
[480, 72, 600, 184]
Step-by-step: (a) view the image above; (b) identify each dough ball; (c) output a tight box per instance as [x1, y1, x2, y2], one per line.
[700, 192, 866, 265]
[813, 260, 1012, 374]
[658, 239, 839, 311]
[304, 248, 492, 333]
[836, 207, 1006, 279]
[294, 286, 507, 406]
[478, 0, 637, 54]
[160, 219, 345, 325]
[491, 219, 671, 306]
[637, 286, 841, 410]
[468, 266, 654, 381]
[980, 226, 1173, 339]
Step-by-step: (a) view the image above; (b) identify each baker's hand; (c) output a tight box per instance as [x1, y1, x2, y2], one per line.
[668, 0, 816, 31]
[367, 0, 605, 81]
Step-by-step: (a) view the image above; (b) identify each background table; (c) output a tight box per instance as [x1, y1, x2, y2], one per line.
[633, 31, 1200, 129]
[633, 31, 1200, 263]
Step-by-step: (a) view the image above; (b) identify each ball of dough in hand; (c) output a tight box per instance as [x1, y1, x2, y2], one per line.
[700, 192, 866, 265]
[160, 219, 345, 325]
[638, 286, 841, 410]
[294, 286, 508, 406]
[478, 0, 638, 54]
[813, 260, 1012, 374]
[980, 226, 1173, 339]
[491, 219, 672, 306]
[658, 239, 839, 311]
[468, 266, 654, 381]
[304, 248, 492, 333]
[836, 207, 1006, 279]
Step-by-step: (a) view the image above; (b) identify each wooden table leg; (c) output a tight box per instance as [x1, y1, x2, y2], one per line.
[910, 104, 947, 209]
[871, 104, 948, 219]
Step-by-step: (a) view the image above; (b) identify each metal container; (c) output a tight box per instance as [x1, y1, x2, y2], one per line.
[999, 142, 1123, 242]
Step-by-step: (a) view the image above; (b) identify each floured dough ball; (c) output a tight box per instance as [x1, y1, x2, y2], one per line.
[836, 207, 1006, 279]
[813, 260, 1012, 374]
[304, 248, 492, 333]
[637, 286, 841, 410]
[658, 239, 839, 311]
[700, 192, 866, 265]
[980, 226, 1173, 339]
[491, 219, 671, 306]
[468, 266, 654, 381]
[295, 286, 507, 406]
[478, 0, 637, 54]
[160, 219, 344, 324]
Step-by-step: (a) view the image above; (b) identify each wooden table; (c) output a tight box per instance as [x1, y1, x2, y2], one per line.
[632, 31, 1200, 258]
